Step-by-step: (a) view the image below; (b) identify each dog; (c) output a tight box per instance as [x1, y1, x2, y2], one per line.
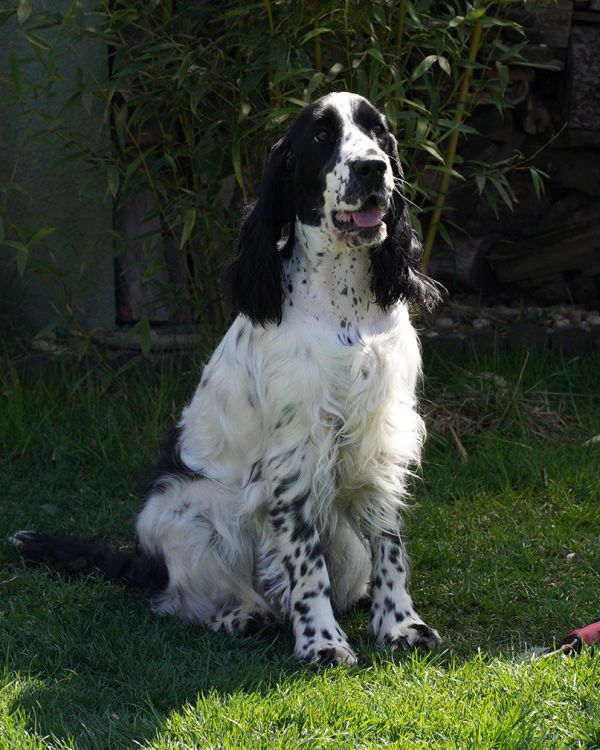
[12, 92, 442, 666]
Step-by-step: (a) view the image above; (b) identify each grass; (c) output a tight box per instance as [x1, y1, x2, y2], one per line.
[1, 346, 599, 749]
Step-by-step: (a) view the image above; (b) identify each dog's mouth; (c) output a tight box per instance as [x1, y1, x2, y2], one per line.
[332, 196, 387, 233]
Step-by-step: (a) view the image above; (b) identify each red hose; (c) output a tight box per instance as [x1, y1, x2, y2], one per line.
[561, 618, 600, 654]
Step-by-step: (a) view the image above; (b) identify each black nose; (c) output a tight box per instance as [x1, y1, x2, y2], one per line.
[350, 159, 387, 179]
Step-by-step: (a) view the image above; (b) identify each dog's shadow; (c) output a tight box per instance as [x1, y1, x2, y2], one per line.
[4, 576, 373, 748]
[5, 571, 492, 749]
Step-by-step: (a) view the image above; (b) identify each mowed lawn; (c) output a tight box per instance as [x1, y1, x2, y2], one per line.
[1, 347, 599, 750]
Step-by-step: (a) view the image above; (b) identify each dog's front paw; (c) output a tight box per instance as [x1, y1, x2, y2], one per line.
[370, 611, 441, 651]
[296, 630, 358, 667]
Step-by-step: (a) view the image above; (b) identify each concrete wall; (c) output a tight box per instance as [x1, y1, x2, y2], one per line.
[0, 2, 115, 335]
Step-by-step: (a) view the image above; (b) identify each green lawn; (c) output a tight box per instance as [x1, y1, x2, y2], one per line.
[1, 348, 599, 749]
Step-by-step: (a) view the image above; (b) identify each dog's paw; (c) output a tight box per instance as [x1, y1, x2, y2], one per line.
[380, 621, 441, 651]
[370, 611, 441, 651]
[10, 530, 37, 550]
[297, 637, 358, 667]
[209, 604, 279, 638]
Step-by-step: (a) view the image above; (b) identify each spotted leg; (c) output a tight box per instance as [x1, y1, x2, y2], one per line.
[368, 531, 441, 650]
[264, 445, 357, 667]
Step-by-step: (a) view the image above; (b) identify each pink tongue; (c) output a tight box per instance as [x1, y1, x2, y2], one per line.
[352, 205, 384, 228]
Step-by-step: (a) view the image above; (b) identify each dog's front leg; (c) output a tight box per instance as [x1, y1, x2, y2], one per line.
[369, 530, 441, 650]
[265, 445, 357, 666]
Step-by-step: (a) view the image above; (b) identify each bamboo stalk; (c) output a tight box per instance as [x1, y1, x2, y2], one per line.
[421, 17, 484, 273]
[263, 0, 274, 33]
[396, 0, 406, 48]
[314, 22, 322, 71]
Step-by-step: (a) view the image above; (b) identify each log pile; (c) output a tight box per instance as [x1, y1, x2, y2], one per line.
[429, 0, 600, 306]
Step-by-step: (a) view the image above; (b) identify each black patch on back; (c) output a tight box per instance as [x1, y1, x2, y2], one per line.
[144, 425, 205, 497]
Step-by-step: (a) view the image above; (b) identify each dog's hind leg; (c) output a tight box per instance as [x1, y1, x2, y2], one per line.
[138, 477, 270, 625]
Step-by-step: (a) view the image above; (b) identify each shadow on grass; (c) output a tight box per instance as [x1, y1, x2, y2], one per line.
[3, 576, 294, 748]
[2, 562, 505, 750]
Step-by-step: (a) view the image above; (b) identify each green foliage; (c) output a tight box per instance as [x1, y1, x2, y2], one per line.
[1, 1, 539, 338]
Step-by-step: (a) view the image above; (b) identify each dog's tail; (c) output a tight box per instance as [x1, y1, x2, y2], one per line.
[10, 530, 168, 592]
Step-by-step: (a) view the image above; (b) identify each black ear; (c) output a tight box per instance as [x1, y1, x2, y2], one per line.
[223, 135, 295, 326]
[370, 134, 442, 312]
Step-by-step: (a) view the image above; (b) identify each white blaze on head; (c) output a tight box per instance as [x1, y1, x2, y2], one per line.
[316, 93, 394, 247]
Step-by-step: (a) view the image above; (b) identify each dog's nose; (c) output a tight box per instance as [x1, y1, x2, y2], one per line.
[350, 159, 387, 179]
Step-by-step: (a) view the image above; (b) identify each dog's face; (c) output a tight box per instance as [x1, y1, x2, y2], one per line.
[225, 92, 440, 325]
[289, 92, 397, 248]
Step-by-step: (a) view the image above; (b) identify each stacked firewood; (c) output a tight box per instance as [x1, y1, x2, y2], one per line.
[429, 0, 600, 305]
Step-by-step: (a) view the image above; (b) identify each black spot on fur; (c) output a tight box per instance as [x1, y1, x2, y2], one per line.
[144, 425, 205, 497]
[274, 470, 302, 497]
[249, 461, 262, 482]
[235, 324, 247, 346]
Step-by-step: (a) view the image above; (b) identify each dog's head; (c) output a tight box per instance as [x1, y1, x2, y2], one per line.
[224, 92, 441, 325]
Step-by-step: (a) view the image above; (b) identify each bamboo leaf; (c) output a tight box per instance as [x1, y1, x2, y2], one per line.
[25, 31, 51, 51]
[411, 55, 437, 81]
[16, 245, 28, 276]
[29, 226, 56, 246]
[17, 0, 31, 24]
[107, 165, 119, 198]
[179, 207, 196, 249]
[231, 138, 243, 189]
[484, 183, 499, 218]
[529, 167, 546, 200]
[0, 9, 16, 29]
[437, 221, 454, 248]
[437, 56, 451, 76]
[420, 143, 444, 162]
[492, 177, 516, 210]
[496, 62, 509, 91]
[306, 72, 325, 98]
[4, 241, 30, 276]
[299, 27, 333, 45]
[366, 47, 385, 65]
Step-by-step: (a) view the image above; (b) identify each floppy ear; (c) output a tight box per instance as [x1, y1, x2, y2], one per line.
[370, 134, 442, 312]
[222, 135, 295, 326]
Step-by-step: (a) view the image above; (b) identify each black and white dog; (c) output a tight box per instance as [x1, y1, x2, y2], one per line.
[13, 92, 442, 666]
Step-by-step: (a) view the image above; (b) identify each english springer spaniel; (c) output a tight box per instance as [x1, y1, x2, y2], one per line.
[13, 92, 442, 667]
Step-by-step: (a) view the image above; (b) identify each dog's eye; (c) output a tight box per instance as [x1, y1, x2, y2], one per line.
[372, 123, 386, 137]
[314, 128, 332, 143]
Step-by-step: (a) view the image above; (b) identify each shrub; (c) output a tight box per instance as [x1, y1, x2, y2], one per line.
[0, 0, 533, 346]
